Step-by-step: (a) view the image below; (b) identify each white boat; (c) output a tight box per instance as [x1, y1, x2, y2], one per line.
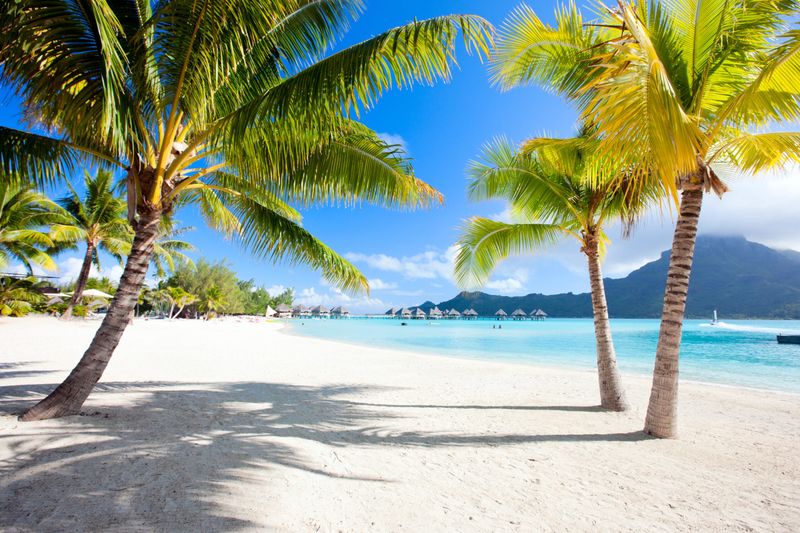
[710, 309, 718, 326]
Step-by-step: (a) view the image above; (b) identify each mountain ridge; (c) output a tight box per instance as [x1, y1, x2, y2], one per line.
[417, 236, 800, 319]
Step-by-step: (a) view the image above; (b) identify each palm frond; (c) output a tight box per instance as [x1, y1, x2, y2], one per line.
[454, 217, 563, 289]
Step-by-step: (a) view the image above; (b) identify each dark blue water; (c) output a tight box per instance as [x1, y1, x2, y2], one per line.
[287, 318, 800, 393]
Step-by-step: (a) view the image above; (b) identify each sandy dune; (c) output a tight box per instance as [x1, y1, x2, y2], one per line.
[1, 316, 798, 532]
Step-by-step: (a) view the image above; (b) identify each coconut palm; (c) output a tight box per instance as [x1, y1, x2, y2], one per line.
[2, 1, 492, 420]
[151, 219, 195, 279]
[579, 1, 800, 438]
[0, 275, 44, 317]
[166, 286, 197, 320]
[52, 169, 131, 319]
[490, 1, 800, 437]
[200, 284, 226, 320]
[455, 135, 659, 411]
[0, 184, 66, 273]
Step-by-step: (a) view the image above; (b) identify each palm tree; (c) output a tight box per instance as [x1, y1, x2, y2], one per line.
[0, 275, 44, 317]
[166, 286, 197, 319]
[490, 1, 800, 437]
[577, 1, 800, 438]
[52, 169, 131, 319]
[2, 1, 492, 420]
[151, 219, 195, 279]
[0, 184, 66, 273]
[200, 284, 225, 320]
[455, 135, 658, 411]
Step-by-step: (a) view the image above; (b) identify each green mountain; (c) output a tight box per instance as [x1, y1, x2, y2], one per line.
[418, 236, 800, 319]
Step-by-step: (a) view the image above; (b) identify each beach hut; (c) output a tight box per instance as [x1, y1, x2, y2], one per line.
[533, 309, 548, 320]
[311, 305, 330, 318]
[511, 308, 527, 320]
[463, 308, 478, 320]
[275, 303, 292, 318]
[400, 308, 412, 319]
[428, 306, 443, 319]
[331, 306, 350, 318]
[412, 307, 427, 319]
[495, 309, 508, 320]
[293, 304, 311, 318]
[447, 309, 461, 319]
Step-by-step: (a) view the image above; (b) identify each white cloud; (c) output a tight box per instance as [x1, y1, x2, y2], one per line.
[376, 132, 408, 152]
[345, 245, 458, 282]
[266, 284, 288, 297]
[485, 278, 524, 293]
[368, 278, 397, 290]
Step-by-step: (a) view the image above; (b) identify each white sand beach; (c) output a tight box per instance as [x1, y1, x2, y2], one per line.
[1, 316, 798, 532]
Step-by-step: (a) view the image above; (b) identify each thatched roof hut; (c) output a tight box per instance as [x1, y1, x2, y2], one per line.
[293, 304, 311, 317]
[400, 308, 412, 318]
[413, 308, 427, 319]
[532, 309, 548, 320]
[331, 306, 350, 318]
[311, 305, 330, 317]
[495, 309, 508, 320]
[275, 303, 292, 318]
[511, 308, 527, 320]
[447, 308, 461, 318]
[463, 308, 478, 319]
[428, 306, 443, 318]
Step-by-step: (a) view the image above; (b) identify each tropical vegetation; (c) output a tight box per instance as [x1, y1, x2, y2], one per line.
[488, 0, 800, 437]
[1, 0, 491, 420]
[0, 184, 66, 273]
[455, 134, 659, 411]
[52, 169, 132, 318]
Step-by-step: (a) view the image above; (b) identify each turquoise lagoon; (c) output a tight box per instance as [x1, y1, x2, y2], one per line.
[288, 318, 800, 393]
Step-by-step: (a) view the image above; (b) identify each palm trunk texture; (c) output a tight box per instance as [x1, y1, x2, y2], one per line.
[585, 235, 629, 411]
[61, 242, 94, 320]
[644, 185, 704, 438]
[20, 211, 161, 421]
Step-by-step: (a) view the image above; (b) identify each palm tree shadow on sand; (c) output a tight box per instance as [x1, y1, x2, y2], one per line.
[0, 372, 652, 531]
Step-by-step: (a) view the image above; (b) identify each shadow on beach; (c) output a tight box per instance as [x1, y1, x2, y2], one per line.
[0, 363, 651, 531]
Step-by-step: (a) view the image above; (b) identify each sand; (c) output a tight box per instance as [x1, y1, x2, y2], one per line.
[1, 316, 798, 532]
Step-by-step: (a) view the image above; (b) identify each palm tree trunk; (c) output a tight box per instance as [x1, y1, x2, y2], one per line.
[20, 210, 162, 421]
[644, 184, 704, 438]
[61, 242, 95, 320]
[584, 234, 629, 411]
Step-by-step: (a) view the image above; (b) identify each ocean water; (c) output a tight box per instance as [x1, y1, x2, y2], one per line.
[287, 318, 800, 393]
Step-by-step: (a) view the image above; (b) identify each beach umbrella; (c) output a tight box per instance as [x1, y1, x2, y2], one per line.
[265, 305, 276, 317]
[78, 288, 113, 299]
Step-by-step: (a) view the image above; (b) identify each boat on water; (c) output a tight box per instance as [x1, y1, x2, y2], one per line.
[777, 335, 800, 345]
[710, 309, 719, 326]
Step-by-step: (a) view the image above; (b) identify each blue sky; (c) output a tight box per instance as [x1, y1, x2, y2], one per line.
[3, 1, 800, 312]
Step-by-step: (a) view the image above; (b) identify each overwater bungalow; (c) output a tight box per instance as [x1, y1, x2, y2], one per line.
[533, 309, 548, 320]
[331, 306, 350, 319]
[428, 306, 443, 319]
[511, 308, 527, 320]
[311, 305, 331, 318]
[495, 309, 508, 320]
[447, 309, 461, 319]
[275, 303, 292, 318]
[463, 308, 478, 320]
[400, 308, 412, 319]
[293, 305, 311, 318]
[412, 308, 427, 319]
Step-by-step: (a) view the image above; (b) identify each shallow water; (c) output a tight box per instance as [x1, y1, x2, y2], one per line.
[288, 318, 800, 393]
